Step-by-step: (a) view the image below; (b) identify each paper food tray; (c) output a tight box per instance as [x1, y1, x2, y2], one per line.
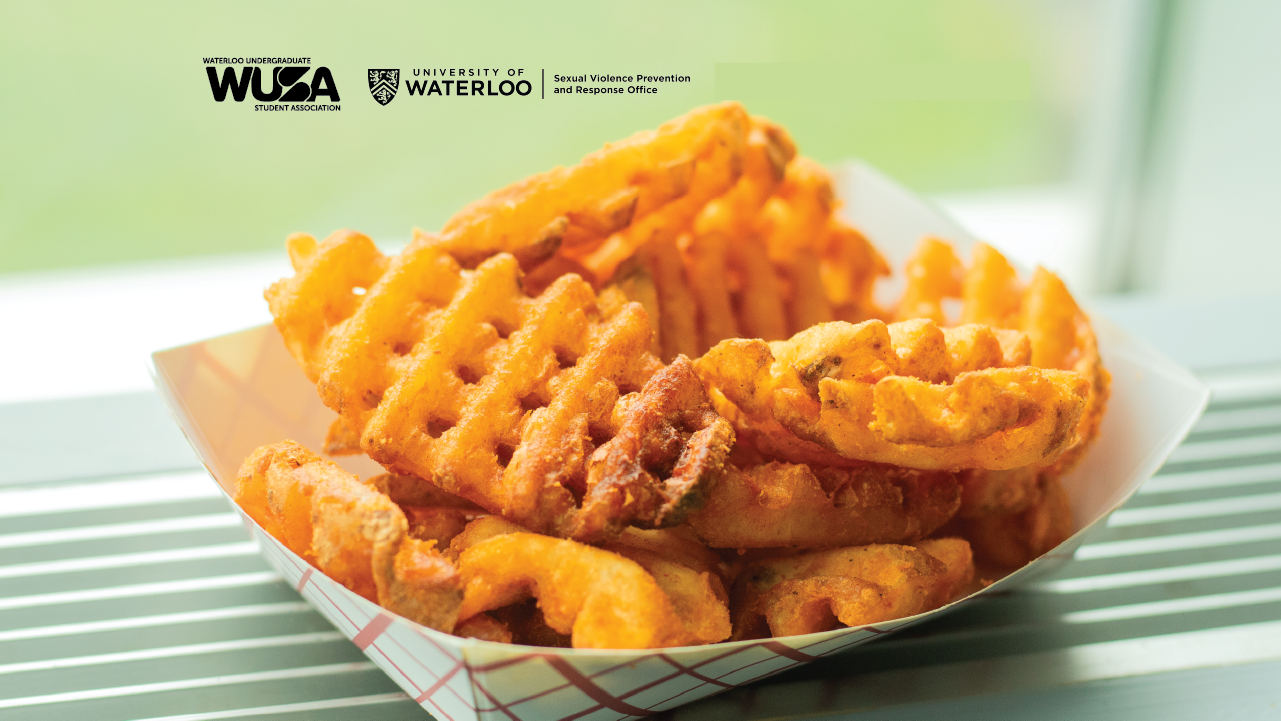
[150, 162, 1209, 721]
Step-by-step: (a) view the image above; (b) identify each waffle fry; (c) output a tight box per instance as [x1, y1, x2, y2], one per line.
[571, 113, 886, 360]
[687, 461, 960, 549]
[456, 530, 729, 648]
[438, 102, 749, 267]
[574, 355, 734, 541]
[235, 441, 462, 632]
[894, 237, 963, 325]
[885, 240, 1109, 566]
[268, 228, 735, 542]
[695, 318, 1089, 470]
[900, 240, 1111, 477]
[961, 474, 1073, 568]
[729, 540, 971, 640]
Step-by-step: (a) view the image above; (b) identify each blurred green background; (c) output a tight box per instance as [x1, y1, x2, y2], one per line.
[0, 0, 1085, 274]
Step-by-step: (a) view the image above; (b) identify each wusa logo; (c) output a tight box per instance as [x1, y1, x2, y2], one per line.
[205, 65, 340, 103]
[368, 69, 400, 105]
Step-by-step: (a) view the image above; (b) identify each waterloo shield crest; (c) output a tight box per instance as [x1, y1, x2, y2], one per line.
[368, 69, 400, 106]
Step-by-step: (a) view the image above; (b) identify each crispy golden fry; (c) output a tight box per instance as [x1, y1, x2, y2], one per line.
[438, 102, 749, 267]
[609, 527, 727, 584]
[603, 544, 731, 645]
[445, 514, 529, 562]
[577, 108, 749, 281]
[682, 230, 740, 354]
[896, 237, 963, 325]
[268, 227, 740, 541]
[234, 441, 462, 631]
[783, 249, 836, 335]
[567, 107, 750, 362]
[759, 157, 838, 333]
[957, 465, 1042, 518]
[403, 506, 472, 548]
[574, 115, 887, 356]
[695, 118, 796, 243]
[760, 157, 834, 262]
[730, 233, 790, 341]
[695, 319, 1089, 470]
[821, 218, 890, 324]
[686, 117, 795, 352]
[450, 519, 730, 646]
[913, 537, 976, 606]
[961, 241, 1022, 328]
[598, 256, 662, 357]
[1021, 267, 1111, 477]
[756, 576, 886, 637]
[310, 464, 404, 602]
[367, 473, 485, 511]
[730, 544, 949, 639]
[375, 536, 465, 633]
[927, 243, 1111, 479]
[871, 367, 1086, 451]
[457, 532, 710, 649]
[962, 474, 1073, 568]
[235, 440, 331, 564]
[645, 235, 702, 362]
[687, 462, 959, 549]
[888, 242, 1110, 538]
[574, 356, 734, 542]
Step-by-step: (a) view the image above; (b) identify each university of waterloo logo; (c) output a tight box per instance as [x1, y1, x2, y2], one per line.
[368, 69, 400, 105]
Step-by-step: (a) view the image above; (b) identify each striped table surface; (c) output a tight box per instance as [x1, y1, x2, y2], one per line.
[2, 367, 1280, 720]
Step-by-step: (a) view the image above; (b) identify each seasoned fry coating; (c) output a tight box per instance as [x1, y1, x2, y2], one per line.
[957, 465, 1041, 518]
[457, 533, 713, 648]
[730, 544, 950, 639]
[603, 544, 731, 645]
[962, 474, 1073, 568]
[880, 241, 1108, 566]
[402, 506, 472, 548]
[310, 463, 404, 602]
[267, 226, 738, 541]
[898, 242, 1111, 480]
[686, 117, 796, 352]
[375, 536, 464, 634]
[757, 576, 886, 637]
[439, 102, 749, 266]
[913, 537, 977, 606]
[696, 318, 1089, 470]
[960, 241, 1023, 328]
[450, 519, 730, 646]
[610, 527, 727, 583]
[574, 356, 734, 542]
[687, 462, 959, 549]
[235, 440, 333, 564]
[896, 237, 963, 325]
[1020, 267, 1111, 477]
[234, 441, 462, 632]
[367, 473, 485, 511]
